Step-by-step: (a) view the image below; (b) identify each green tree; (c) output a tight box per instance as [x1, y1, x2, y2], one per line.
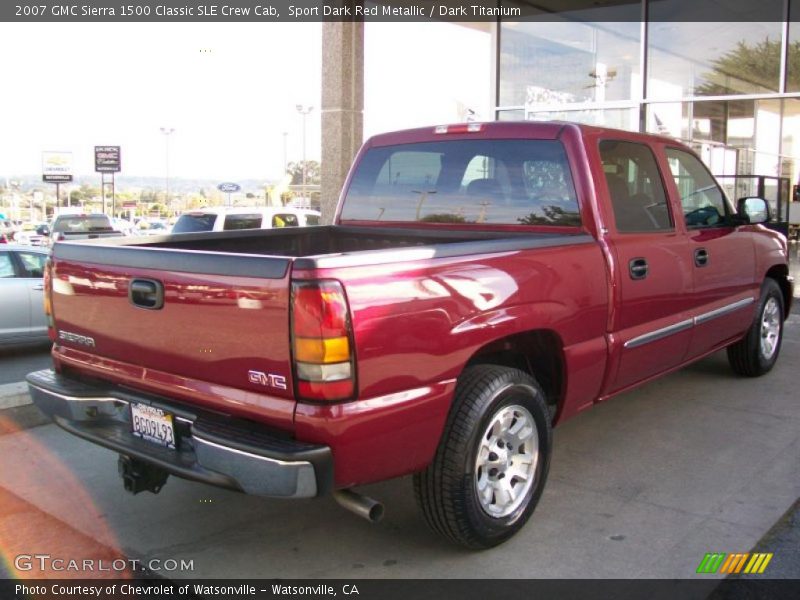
[696, 39, 800, 96]
[287, 160, 321, 186]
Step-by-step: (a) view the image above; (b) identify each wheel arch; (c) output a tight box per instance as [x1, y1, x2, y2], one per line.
[463, 329, 565, 420]
[765, 264, 793, 318]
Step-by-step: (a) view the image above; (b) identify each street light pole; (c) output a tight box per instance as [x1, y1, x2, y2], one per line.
[282, 131, 288, 176]
[159, 127, 175, 211]
[295, 105, 313, 199]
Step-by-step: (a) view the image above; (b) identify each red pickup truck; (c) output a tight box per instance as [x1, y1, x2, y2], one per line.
[28, 122, 793, 548]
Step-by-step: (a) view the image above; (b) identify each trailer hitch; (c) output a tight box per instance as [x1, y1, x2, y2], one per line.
[118, 455, 169, 495]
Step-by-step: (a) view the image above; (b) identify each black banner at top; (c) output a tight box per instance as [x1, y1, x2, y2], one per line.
[1, 0, 793, 22]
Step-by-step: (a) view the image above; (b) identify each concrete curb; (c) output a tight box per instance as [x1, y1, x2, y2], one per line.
[0, 382, 32, 410]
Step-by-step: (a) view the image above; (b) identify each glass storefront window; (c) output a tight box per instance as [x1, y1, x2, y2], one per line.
[528, 107, 639, 131]
[787, 2, 800, 92]
[499, 16, 641, 108]
[647, 0, 783, 99]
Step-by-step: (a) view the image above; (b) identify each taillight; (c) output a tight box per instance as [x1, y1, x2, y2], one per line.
[291, 280, 355, 401]
[43, 259, 56, 341]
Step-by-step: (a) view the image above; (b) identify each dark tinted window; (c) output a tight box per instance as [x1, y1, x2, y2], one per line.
[172, 213, 217, 234]
[599, 140, 673, 232]
[53, 215, 114, 233]
[340, 140, 581, 226]
[305, 214, 320, 226]
[223, 214, 262, 231]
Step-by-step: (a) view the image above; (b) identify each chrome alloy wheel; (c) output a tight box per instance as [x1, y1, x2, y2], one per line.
[474, 402, 539, 518]
[760, 297, 781, 360]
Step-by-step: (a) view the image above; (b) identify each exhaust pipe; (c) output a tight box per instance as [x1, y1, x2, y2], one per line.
[333, 489, 384, 523]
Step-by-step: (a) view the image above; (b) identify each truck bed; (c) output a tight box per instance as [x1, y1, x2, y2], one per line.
[48, 224, 593, 427]
[55, 225, 592, 275]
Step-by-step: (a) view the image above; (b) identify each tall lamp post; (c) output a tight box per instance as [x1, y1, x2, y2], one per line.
[295, 105, 313, 199]
[159, 127, 175, 212]
[282, 131, 288, 176]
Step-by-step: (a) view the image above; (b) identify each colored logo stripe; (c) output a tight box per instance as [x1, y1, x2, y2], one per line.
[744, 553, 773, 574]
[697, 552, 773, 574]
[719, 553, 749, 574]
[697, 553, 727, 574]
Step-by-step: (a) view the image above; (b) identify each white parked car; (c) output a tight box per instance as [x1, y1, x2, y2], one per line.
[171, 206, 321, 234]
[112, 218, 137, 236]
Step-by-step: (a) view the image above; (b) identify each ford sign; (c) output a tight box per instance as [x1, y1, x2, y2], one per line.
[217, 182, 241, 193]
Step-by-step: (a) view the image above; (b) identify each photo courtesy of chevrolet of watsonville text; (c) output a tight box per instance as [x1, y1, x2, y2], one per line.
[27, 121, 793, 548]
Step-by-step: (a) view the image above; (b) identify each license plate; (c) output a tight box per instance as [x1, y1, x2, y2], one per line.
[130, 403, 176, 450]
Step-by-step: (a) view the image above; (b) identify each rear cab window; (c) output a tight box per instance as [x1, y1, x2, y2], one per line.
[340, 139, 581, 227]
[172, 213, 218, 234]
[223, 214, 263, 231]
[53, 215, 114, 233]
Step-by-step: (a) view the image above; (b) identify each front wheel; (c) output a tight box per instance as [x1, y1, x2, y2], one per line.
[727, 279, 785, 377]
[413, 365, 552, 549]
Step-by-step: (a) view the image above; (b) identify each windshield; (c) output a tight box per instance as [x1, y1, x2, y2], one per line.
[172, 213, 217, 234]
[340, 139, 581, 227]
[53, 215, 114, 233]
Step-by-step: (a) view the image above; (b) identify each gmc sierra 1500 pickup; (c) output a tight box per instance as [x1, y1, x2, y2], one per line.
[28, 122, 793, 548]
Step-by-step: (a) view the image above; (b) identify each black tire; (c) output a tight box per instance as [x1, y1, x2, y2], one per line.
[413, 365, 552, 549]
[727, 279, 785, 377]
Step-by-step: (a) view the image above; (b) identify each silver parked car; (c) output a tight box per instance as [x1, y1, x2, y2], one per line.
[0, 245, 49, 346]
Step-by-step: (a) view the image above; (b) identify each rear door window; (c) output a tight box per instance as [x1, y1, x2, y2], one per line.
[599, 140, 673, 233]
[341, 139, 581, 226]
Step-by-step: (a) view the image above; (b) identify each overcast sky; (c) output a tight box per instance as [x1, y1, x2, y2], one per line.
[0, 22, 490, 182]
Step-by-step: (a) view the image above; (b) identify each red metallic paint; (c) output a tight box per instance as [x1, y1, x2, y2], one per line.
[47, 122, 791, 490]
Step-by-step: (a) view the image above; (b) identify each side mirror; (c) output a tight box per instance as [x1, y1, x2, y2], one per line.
[736, 197, 769, 225]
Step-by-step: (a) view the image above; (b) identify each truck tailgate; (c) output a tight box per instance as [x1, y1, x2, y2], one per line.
[50, 244, 296, 425]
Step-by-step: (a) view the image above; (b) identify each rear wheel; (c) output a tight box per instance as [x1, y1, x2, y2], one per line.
[413, 365, 552, 549]
[727, 279, 784, 377]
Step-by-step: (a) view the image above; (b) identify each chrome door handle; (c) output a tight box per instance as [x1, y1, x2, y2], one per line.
[694, 248, 709, 267]
[629, 258, 649, 280]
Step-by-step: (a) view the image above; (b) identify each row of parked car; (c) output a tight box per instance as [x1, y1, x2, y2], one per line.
[1, 205, 322, 247]
[1, 205, 322, 347]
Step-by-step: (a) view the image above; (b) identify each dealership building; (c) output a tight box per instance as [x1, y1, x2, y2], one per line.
[323, 1, 800, 220]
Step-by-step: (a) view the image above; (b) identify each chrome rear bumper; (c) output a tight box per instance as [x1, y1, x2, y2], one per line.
[26, 369, 332, 499]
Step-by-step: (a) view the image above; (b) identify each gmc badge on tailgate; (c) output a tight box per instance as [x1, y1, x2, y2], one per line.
[248, 370, 287, 390]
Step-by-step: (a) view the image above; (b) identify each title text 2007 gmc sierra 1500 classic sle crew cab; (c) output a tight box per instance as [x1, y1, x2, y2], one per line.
[28, 122, 793, 548]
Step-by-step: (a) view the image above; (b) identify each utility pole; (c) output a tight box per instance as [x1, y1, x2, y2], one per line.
[295, 105, 313, 199]
[160, 127, 175, 209]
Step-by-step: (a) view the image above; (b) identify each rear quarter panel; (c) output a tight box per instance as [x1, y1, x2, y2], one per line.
[293, 241, 609, 486]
